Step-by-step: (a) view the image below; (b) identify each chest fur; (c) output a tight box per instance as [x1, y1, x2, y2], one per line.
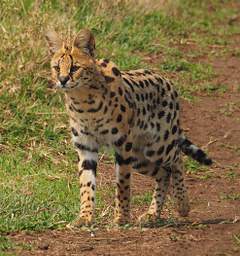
[65, 88, 134, 147]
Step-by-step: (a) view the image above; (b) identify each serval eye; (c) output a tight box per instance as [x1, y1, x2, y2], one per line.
[53, 66, 60, 72]
[70, 65, 80, 73]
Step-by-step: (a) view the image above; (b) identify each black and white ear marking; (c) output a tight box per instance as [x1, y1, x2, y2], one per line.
[45, 30, 62, 55]
[73, 29, 95, 57]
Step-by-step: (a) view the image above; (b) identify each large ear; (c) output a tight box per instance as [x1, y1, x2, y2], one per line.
[45, 30, 62, 55]
[73, 29, 95, 57]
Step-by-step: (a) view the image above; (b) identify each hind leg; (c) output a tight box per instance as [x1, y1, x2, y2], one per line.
[139, 167, 171, 223]
[171, 158, 190, 217]
[132, 155, 171, 223]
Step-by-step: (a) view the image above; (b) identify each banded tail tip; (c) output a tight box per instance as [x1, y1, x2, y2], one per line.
[178, 137, 213, 166]
[203, 157, 213, 166]
[194, 148, 213, 166]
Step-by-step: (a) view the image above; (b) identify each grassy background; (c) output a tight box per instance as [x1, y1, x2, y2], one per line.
[0, 0, 239, 238]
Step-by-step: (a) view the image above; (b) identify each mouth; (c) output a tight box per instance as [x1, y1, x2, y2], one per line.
[56, 81, 79, 90]
[59, 84, 67, 89]
[56, 81, 70, 90]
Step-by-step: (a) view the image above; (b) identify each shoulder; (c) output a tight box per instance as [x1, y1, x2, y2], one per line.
[96, 59, 122, 79]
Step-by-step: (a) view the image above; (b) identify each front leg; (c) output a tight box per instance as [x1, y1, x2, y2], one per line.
[114, 141, 133, 225]
[71, 132, 99, 227]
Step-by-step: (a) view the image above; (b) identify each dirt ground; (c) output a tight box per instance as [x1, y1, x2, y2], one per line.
[7, 43, 240, 256]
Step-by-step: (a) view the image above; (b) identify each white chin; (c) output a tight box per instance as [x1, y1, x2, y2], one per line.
[56, 81, 62, 87]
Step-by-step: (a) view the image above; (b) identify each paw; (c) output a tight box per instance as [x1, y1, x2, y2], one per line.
[137, 212, 160, 225]
[176, 200, 190, 217]
[114, 214, 130, 226]
[66, 215, 93, 229]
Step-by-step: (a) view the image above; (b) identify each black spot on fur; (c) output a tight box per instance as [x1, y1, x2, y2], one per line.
[130, 79, 139, 87]
[103, 106, 108, 114]
[164, 130, 169, 141]
[104, 76, 115, 83]
[158, 111, 165, 118]
[156, 158, 163, 166]
[155, 136, 160, 143]
[123, 78, 134, 92]
[172, 125, 177, 135]
[124, 94, 134, 108]
[100, 129, 109, 135]
[101, 62, 107, 67]
[71, 104, 84, 113]
[120, 105, 126, 112]
[118, 87, 123, 96]
[125, 142, 132, 152]
[112, 67, 121, 76]
[114, 135, 127, 147]
[166, 82, 171, 91]
[110, 91, 116, 98]
[146, 150, 155, 157]
[125, 173, 130, 179]
[111, 127, 118, 134]
[166, 140, 175, 155]
[139, 81, 145, 88]
[166, 112, 171, 123]
[148, 78, 155, 86]
[142, 107, 146, 115]
[87, 102, 103, 113]
[80, 130, 92, 136]
[157, 77, 163, 84]
[157, 146, 165, 155]
[151, 166, 159, 176]
[74, 142, 98, 153]
[162, 100, 168, 107]
[144, 69, 151, 74]
[115, 153, 136, 165]
[82, 160, 97, 173]
[176, 102, 180, 110]
[116, 114, 122, 122]
[132, 161, 148, 169]
[144, 80, 149, 87]
[161, 88, 165, 97]
[71, 127, 78, 136]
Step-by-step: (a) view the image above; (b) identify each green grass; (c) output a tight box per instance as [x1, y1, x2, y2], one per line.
[184, 158, 213, 180]
[0, 235, 31, 255]
[225, 170, 239, 180]
[0, 236, 14, 252]
[185, 158, 206, 174]
[0, 0, 239, 234]
[132, 192, 152, 206]
[220, 193, 240, 201]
